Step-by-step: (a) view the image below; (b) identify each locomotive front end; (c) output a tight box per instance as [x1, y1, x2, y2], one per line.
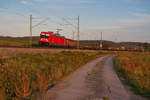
[39, 32, 50, 46]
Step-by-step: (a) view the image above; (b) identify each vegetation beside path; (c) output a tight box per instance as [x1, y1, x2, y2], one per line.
[114, 52, 150, 98]
[0, 51, 109, 100]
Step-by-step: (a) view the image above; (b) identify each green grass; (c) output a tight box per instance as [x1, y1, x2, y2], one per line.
[0, 51, 108, 100]
[114, 52, 150, 98]
[0, 39, 38, 47]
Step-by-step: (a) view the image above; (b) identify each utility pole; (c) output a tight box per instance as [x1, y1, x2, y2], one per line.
[96, 33, 98, 48]
[72, 31, 75, 40]
[100, 32, 103, 49]
[29, 15, 49, 47]
[77, 16, 80, 49]
[30, 15, 32, 47]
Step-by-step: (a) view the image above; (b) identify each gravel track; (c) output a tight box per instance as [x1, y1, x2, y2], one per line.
[44, 56, 132, 100]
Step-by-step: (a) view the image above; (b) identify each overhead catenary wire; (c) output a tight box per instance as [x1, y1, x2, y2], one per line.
[25, 6, 78, 34]
[0, 7, 80, 39]
[32, 18, 49, 28]
[62, 18, 77, 29]
[0, 8, 28, 18]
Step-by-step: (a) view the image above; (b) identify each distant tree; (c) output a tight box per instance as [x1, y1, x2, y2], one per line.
[143, 43, 150, 51]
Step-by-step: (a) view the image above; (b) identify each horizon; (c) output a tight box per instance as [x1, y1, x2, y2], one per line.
[1, 35, 150, 43]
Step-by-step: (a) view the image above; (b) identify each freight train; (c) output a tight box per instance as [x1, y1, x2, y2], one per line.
[39, 31, 103, 49]
[39, 31, 77, 48]
[39, 31, 140, 51]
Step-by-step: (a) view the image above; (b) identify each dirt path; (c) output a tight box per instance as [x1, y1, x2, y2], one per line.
[44, 56, 132, 100]
[44, 56, 108, 100]
[98, 56, 131, 100]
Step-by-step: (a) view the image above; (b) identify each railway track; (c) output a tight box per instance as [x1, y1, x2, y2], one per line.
[0, 45, 69, 49]
[0, 45, 101, 50]
[0, 45, 139, 52]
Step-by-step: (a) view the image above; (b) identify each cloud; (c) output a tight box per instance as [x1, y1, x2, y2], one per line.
[33, 0, 91, 2]
[87, 12, 150, 31]
[87, 26, 120, 31]
[117, 13, 150, 30]
[20, 0, 32, 5]
[33, 0, 49, 2]
[82, 12, 150, 42]
[33, 0, 95, 4]
[130, 12, 150, 18]
[116, 13, 150, 42]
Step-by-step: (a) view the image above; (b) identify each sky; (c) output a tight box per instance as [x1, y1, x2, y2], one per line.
[0, 0, 150, 42]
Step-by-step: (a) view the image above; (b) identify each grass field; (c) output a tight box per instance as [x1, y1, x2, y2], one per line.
[0, 51, 108, 100]
[114, 52, 150, 98]
[0, 39, 38, 47]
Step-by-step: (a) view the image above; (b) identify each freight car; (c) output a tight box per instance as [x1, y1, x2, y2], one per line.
[39, 31, 77, 48]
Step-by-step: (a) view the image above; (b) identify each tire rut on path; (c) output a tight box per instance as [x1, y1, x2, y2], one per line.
[99, 56, 131, 100]
[44, 56, 131, 100]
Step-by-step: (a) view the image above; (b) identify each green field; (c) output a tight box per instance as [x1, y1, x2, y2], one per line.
[0, 39, 38, 47]
[114, 52, 150, 98]
[0, 51, 108, 100]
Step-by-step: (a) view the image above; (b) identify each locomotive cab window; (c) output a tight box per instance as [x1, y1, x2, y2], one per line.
[41, 34, 50, 38]
[45, 34, 50, 38]
[41, 34, 45, 38]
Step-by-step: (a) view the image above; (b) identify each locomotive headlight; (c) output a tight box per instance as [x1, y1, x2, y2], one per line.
[46, 39, 48, 41]
[40, 38, 43, 40]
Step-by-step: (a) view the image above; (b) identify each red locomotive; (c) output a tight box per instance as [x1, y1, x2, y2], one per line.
[39, 31, 77, 48]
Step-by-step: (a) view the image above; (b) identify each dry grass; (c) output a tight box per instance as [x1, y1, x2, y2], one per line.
[114, 52, 150, 98]
[0, 51, 109, 100]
